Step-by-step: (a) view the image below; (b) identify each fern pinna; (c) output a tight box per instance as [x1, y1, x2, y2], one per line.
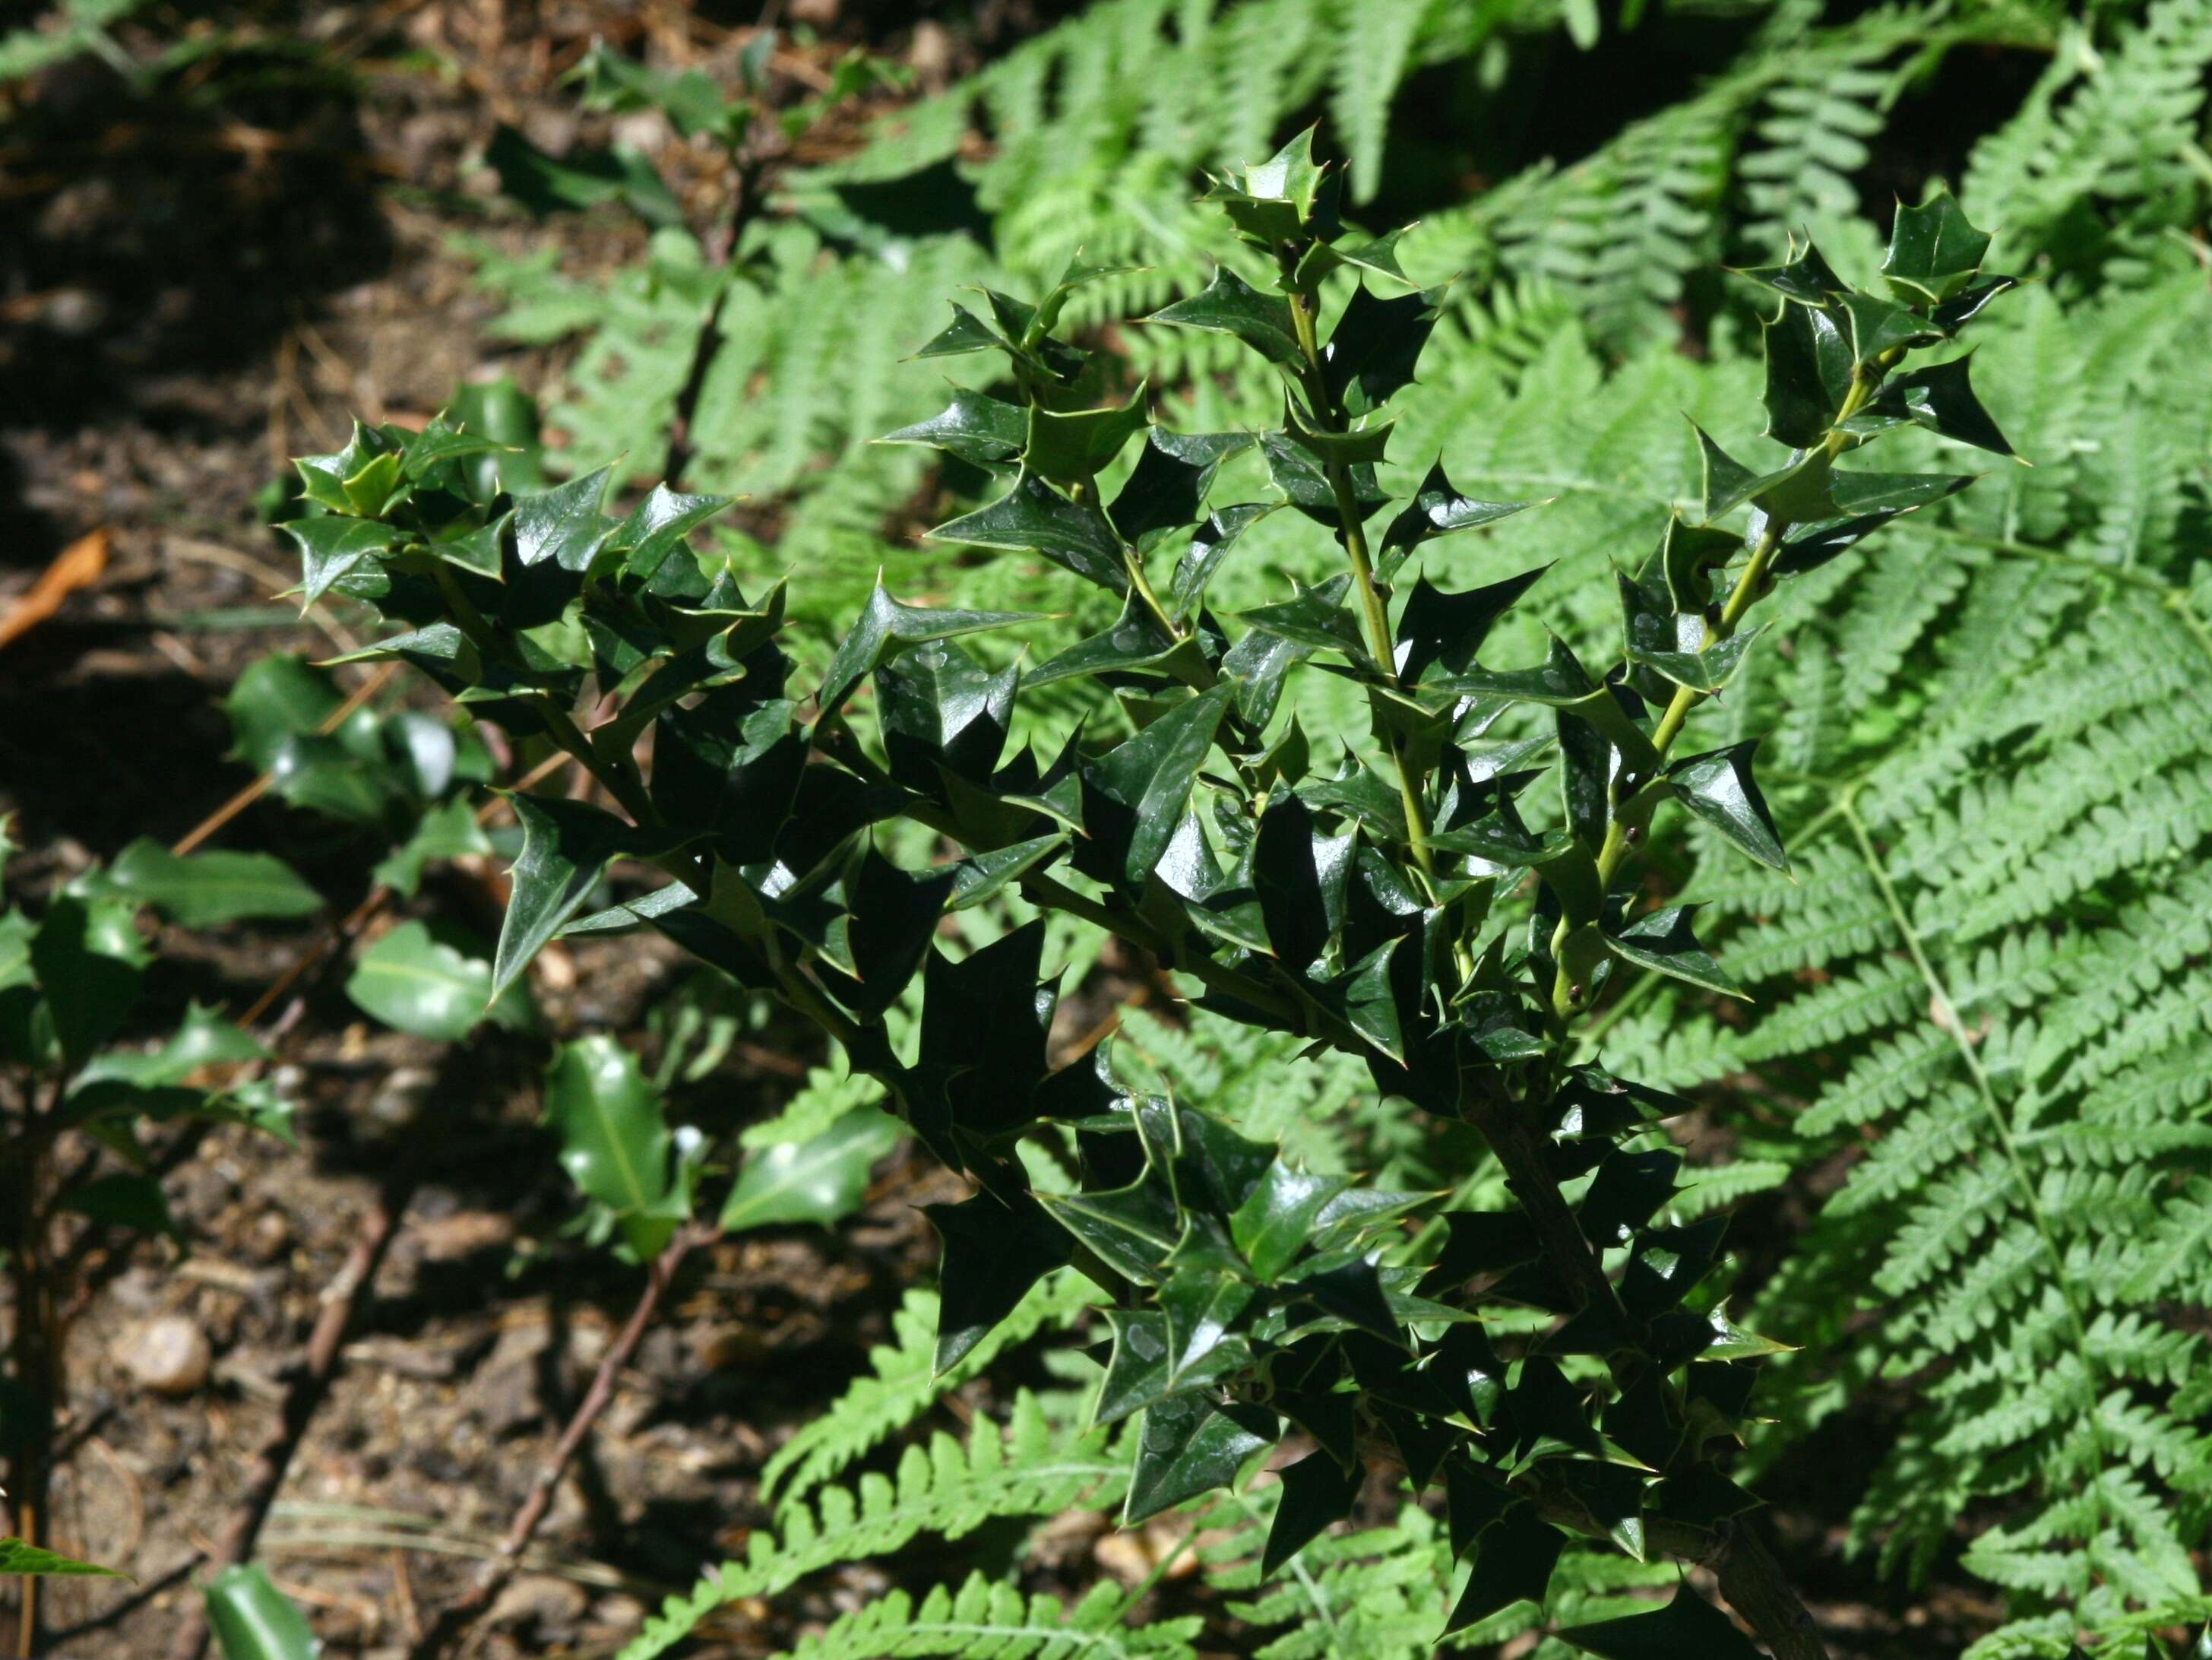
[286, 137, 2028, 1657]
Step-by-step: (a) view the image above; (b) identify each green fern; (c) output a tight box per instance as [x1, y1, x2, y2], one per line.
[771, 1574, 1199, 1660]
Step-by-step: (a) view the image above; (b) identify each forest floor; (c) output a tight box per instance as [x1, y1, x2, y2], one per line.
[0, 3, 1999, 1655]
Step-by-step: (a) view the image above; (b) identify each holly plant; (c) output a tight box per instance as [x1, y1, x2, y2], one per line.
[275, 133, 2018, 1658]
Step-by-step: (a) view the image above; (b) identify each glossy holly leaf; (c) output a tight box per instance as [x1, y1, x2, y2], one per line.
[1444, 1458, 1514, 1560]
[1084, 683, 1235, 885]
[543, 1035, 686, 1256]
[1825, 469, 1976, 515]
[1025, 384, 1150, 485]
[1232, 1163, 1351, 1281]
[723, 1105, 900, 1232]
[1204, 127, 1331, 244]
[1236, 577, 1370, 662]
[1028, 589, 1202, 689]
[1555, 1584, 1762, 1660]
[347, 920, 534, 1041]
[1731, 238, 1845, 306]
[948, 835, 1068, 911]
[608, 484, 733, 585]
[1169, 502, 1274, 619]
[1932, 274, 2018, 333]
[1427, 632, 1592, 706]
[1106, 430, 1252, 552]
[1580, 1148, 1683, 1249]
[31, 894, 147, 1067]
[281, 515, 400, 610]
[1259, 432, 1388, 524]
[816, 852, 959, 1020]
[60, 1171, 176, 1238]
[71, 1002, 264, 1090]
[1761, 299, 1853, 448]
[402, 417, 511, 484]
[1159, 1266, 1257, 1385]
[1687, 422, 1813, 525]
[1394, 565, 1549, 683]
[1145, 266, 1304, 367]
[817, 580, 1042, 715]
[1123, 1393, 1276, 1525]
[1322, 282, 1442, 417]
[0, 1539, 125, 1578]
[1443, 1502, 1565, 1635]
[926, 1190, 1072, 1373]
[1840, 291, 1941, 365]
[493, 794, 659, 1005]
[879, 388, 1028, 467]
[1838, 354, 2014, 458]
[372, 797, 495, 898]
[1281, 399, 1395, 467]
[1040, 1169, 1182, 1284]
[1881, 185, 1991, 307]
[96, 838, 321, 927]
[1264, 1449, 1364, 1576]
[1767, 508, 1903, 577]
[930, 470, 1129, 597]
[1296, 223, 1415, 288]
[912, 301, 1005, 361]
[878, 642, 1017, 787]
[1665, 742, 1786, 870]
[1377, 459, 1537, 581]
[1618, 572, 1764, 694]
[513, 466, 615, 571]
[1606, 905, 1745, 999]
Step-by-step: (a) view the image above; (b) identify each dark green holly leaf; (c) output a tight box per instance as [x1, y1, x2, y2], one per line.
[494, 794, 653, 1005]
[1556, 1584, 1762, 1660]
[1840, 291, 1941, 365]
[1201, 126, 1332, 244]
[1253, 796, 1354, 968]
[1665, 742, 1786, 870]
[1444, 1502, 1565, 1634]
[347, 919, 534, 1041]
[96, 838, 321, 927]
[1579, 1148, 1682, 1248]
[1378, 459, 1537, 581]
[1653, 1465, 1762, 1529]
[879, 388, 1029, 467]
[815, 851, 957, 1019]
[1881, 185, 1991, 307]
[1322, 282, 1443, 418]
[1428, 632, 1593, 705]
[1731, 239, 1845, 306]
[608, 484, 733, 585]
[1445, 1458, 1514, 1560]
[1394, 565, 1548, 684]
[31, 895, 147, 1067]
[1839, 354, 2014, 458]
[1606, 905, 1745, 999]
[543, 1034, 686, 1257]
[1106, 430, 1252, 552]
[1767, 509, 1902, 577]
[930, 470, 1129, 596]
[1281, 401, 1395, 467]
[1259, 432, 1388, 524]
[281, 515, 399, 611]
[1235, 577, 1370, 662]
[1557, 704, 1612, 852]
[1040, 1171, 1182, 1284]
[816, 580, 1041, 716]
[1084, 683, 1235, 885]
[1026, 383, 1151, 485]
[1124, 1394, 1275, 1525]
[912, 302, 1005, 361]
[1160, 1267, 1257, 1386]
[1264, 1449, 1364, 1576]
[1093, 1310, 1185, 1427]
[878, 642, 1017, 787]
[1028, 589, 1204, 689]
[1825, 469, 1976, 515]
[1689, 423, 1790, 524]
[402, 416, 510, 482]
[1291, 1257, 1402, 1342]
[948, 835, 1068, 911]
[1932, 274, 2018, 332]
[1761, 299, 1853, 448]
[926, 1190, 1071, 1373]
[1232, 1163, 1350, 1280]
[1145, 266, 1304, 367]
[513, 466, 614, 571]
[1169, 502, 1274, 619]
[1296, 223, 1416, 290]
[1618, 572, 1764, 694]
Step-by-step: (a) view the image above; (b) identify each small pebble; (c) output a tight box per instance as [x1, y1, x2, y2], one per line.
[118, 1315, 212, 1396]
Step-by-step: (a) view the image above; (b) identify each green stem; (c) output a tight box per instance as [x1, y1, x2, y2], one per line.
[1282, 281, 1437, 891]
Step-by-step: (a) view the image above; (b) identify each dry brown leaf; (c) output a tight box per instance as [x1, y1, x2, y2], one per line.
[0, 526, 110, 649]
